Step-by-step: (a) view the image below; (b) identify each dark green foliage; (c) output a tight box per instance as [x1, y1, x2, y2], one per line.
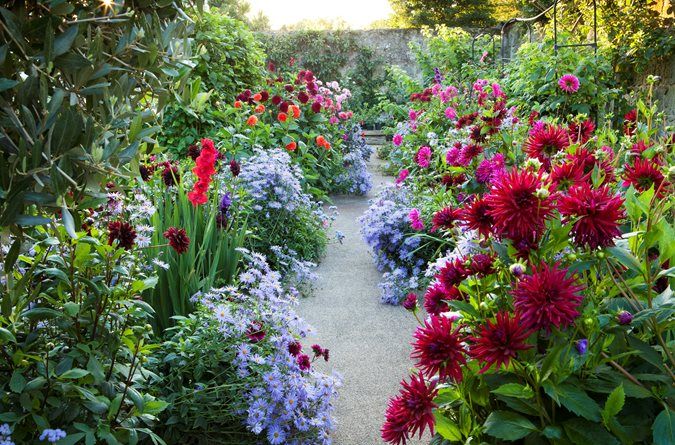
[389, 0, 500, 27]
[0, 2, 194, 231]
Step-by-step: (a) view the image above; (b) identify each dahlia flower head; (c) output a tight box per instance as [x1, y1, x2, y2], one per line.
[558, 74, 580, 93]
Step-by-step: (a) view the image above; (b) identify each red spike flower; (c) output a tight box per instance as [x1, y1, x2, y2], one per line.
[468, 311, 533, 373]
[188, 138, 218, 206]
[485, 167, 554, 243]
[381, 373, 438, 445]
[524, 123, 570, 167]
[411, 315, 466, 381]
[558, 184, 625, 249]
[513, 262, 585, 331]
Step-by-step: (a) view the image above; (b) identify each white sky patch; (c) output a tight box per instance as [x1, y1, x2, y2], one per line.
[247, 0, 394, 29]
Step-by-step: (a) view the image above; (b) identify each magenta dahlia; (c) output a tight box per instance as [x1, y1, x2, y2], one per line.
[423, 283, 462, 316]
[558, 74, 580, 93]
[411, 315, 466, 381]
[622, 158, 668, 197]
[485, 167, 554, 243]
[381, 372, 438, 444]
[460, 196, 494, 239]
[558, 184, 625, 249]
[468, 311, 532, 373]
[513, 262, 585, 331]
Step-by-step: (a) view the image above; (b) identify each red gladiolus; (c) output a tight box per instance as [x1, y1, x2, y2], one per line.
[485, 167, 554, 243]
[513, 262, 585, 331]
[469, 311, 532, 373]
[381, 373, 438, 444]
[412, 315, 466, 381]
[163, 226, 190, 254]
[558, 184, 625, 249]
[188, 138, 218, 206]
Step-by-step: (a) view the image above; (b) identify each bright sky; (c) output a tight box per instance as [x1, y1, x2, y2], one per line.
[247, 0, 394, 30]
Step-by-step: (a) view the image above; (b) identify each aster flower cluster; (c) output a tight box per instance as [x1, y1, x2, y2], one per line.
[193, 252, 340, 444]
[334, 124, 374, 195]
[359, 185, 427, 304]
[0, 424, 14, 445]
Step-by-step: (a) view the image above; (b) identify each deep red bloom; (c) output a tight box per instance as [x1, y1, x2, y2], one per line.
[381, 373, 438, 444]
[431, 207, 459, 231]
[402, 293, 418, 311]
[567, 148, 615, 184]
[311, 101, 322, 113]
[485, 168, 554, 243]
[246, 321, 266, 343]
[163, 227, 190, 254]
[187, 144, 201, 160]
[162, 164, 180, 187]
[438, 258, 470, 289]
[297, 354, 311, 371]
[567, 119, 595, 144]
[460, 196, 494, 239]
[311, 344, 324, 357]
[470, 253, 495, 277]
[423, 283, 462, 316]
[229, 159, 241, 177]
[623, 108, 637, 136]
[288, 341, 302, 356]
[550, 161, 585, 191]
[459, 143, 483, 164]
[411, 315, 466, 381]
[622, 158, 667, 197]
[271, 95, 282, 106]
[297, 91, 309, 104]
[108, 221, 136, 250]
[524, 124, 570, 167]
[558, 184, 625, 249]
[513, 262, 585, 331]
[468, 311, 532, 373]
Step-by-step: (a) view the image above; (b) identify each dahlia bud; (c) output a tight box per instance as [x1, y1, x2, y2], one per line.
[567, 253, 578, 261]
[402, 293, 417, 311]
[617, 310, 633, 325]
[535, 187, 550, 199]
[668, 166, 675, 182]
[575, 338, 588, 355]
[524, 157, 543, 170]
[509, 262, 526, 277]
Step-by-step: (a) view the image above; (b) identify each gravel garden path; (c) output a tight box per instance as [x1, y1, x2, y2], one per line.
[298, 153, 427, 445]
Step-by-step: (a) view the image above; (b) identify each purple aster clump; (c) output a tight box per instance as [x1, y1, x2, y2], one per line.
[360, 185, 426, 304]
[194, 252, 341, 444]
[335, 124, 373, 195]
[39, 429, 66, 443]
[0, 424, 15, 445]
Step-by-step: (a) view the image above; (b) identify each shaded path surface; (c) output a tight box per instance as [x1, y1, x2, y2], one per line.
[298, 155, 426, 445]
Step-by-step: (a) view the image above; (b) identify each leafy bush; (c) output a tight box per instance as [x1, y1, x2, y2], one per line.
[0, 2, 193, 231]
[0, 228, 166, 443]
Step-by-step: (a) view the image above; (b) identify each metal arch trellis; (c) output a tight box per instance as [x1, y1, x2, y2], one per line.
[553, 0, 598, 56]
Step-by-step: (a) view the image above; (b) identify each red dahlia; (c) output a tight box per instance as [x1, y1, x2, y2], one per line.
[622, 158, 668, 197]
[411, 315, 466, 381]
[431, 207, 459, 231]
[163, 227, 190, 254]
[470, 253, 495, 277]
[460, 196, 494, 239]
[567, 148, 615, 184]
[513, 262, 585, 331]
[108, 221, 136, 250]
[550, 161, 585, 191]
[468, 311, 532, 372]
[381, 373, 438, 444]
[423, 282, 462, 316]
[524, 124, 570, 167]
[162, 164, 180, 187]
[485, 168, 554, 243]
[567, 119, 595, 144]
[558, 184, 625, 249]
[437, 258, 470, 289]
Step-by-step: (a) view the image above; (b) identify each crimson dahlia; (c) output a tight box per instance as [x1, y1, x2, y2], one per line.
[485, 168, 554, 243]
[437, 258, 470, 289]
[513, 262, 585, 331]
[411, 315, 466, 381]
[423, 282, 462, 315]
[623, 158, 668, 197]
[108, 221, 136, 250]
[468, 311, 532, 373]
[163, 227, 190, 254]
[431, 207, 459, 231]
[558, 184, 625, 249]
[381, 372, 438, 444]
[524, 124, 570, 167]
[460, 196, 494, 239]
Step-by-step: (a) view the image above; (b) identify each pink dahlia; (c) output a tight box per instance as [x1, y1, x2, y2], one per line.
[558, 184, 625, 249]
[395, 169, 409, 185]
[411, 315, 466, 381]
[392, 133, 403, 146]
[558, 74, 580, 93]
[485, 168, 554, 243]
[415, 146, 432, 168]
[513, 262, 585, 331]
[468, 311, 532, 372]
[408, 208, 424, 231]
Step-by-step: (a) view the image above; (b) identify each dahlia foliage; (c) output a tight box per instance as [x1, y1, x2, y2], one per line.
[374, 75, 674, 444]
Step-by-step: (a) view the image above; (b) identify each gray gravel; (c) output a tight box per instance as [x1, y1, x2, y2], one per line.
[297, 155, 428, 445]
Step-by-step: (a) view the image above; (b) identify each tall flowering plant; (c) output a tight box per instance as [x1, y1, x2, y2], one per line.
[380, 79, 675, 444]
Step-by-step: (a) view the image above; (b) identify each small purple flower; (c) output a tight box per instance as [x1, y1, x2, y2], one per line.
[575, 339, 588, 355]
[617, 310, 633, 325]
[39, 429, 67, 443]
[219, 192, 232, 213]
